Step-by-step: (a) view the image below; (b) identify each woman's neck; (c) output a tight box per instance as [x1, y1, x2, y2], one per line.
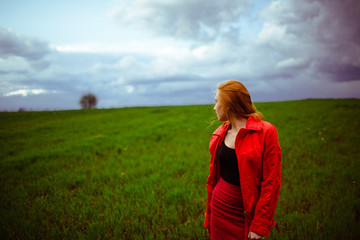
[229, 115, 247, 132]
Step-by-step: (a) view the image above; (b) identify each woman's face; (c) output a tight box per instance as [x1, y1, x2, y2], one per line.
[214, 91, 227, 121]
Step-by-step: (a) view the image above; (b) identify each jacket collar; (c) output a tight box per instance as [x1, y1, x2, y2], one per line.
[213, 116, 263, 137]
[246, 116, 263, 131]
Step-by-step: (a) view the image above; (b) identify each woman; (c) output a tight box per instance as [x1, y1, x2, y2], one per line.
[204, 80, 281, 240]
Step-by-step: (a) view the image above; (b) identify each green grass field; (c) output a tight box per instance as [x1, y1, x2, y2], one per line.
[1, 99, 359, 239]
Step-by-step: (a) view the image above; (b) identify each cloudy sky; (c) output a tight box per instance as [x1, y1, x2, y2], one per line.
[0, 0, 359, 111]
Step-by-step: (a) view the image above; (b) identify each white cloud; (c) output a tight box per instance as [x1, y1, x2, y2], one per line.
[108, 0, 251, 41]
[257, 22, 286, 44]
[125, 85, 135, 94]
[276, 58, 308, 69]
[4, 89, 52, 97]
[0, 56, 31, 72]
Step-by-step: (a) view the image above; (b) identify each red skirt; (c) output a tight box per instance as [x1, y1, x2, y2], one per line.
[210, 177, 245, 240]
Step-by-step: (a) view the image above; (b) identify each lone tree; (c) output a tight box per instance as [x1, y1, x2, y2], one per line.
[80, 93, 98, 109]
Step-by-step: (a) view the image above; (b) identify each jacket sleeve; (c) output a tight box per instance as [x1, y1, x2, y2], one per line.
[204, 134, 221, 229]
[249, 125, 281, 236]
[204, 181, 213, 228]
[204, 142, 216, 229]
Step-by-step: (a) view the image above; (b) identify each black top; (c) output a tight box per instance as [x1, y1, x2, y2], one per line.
[217, 139, 240, 186]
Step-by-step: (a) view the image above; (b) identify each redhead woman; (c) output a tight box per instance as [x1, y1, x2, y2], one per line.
[204, 80, 281, 240]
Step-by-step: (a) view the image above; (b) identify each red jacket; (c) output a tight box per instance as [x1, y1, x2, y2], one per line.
[204, 116, 281, 238]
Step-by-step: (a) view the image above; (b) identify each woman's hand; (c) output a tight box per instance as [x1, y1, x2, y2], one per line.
[248, 231, 264, 240]
[206, 228, 210, 236]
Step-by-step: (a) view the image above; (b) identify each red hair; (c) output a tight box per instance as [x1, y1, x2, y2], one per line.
[217, 80, 264, 120]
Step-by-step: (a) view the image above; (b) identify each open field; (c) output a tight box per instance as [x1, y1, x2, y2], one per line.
[1, 99, 359, 239]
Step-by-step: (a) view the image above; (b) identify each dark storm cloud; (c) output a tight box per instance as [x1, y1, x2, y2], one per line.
[0, 25, 52, 69]
[261, 0, 360, 82]
[109, 0, 251, 41]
